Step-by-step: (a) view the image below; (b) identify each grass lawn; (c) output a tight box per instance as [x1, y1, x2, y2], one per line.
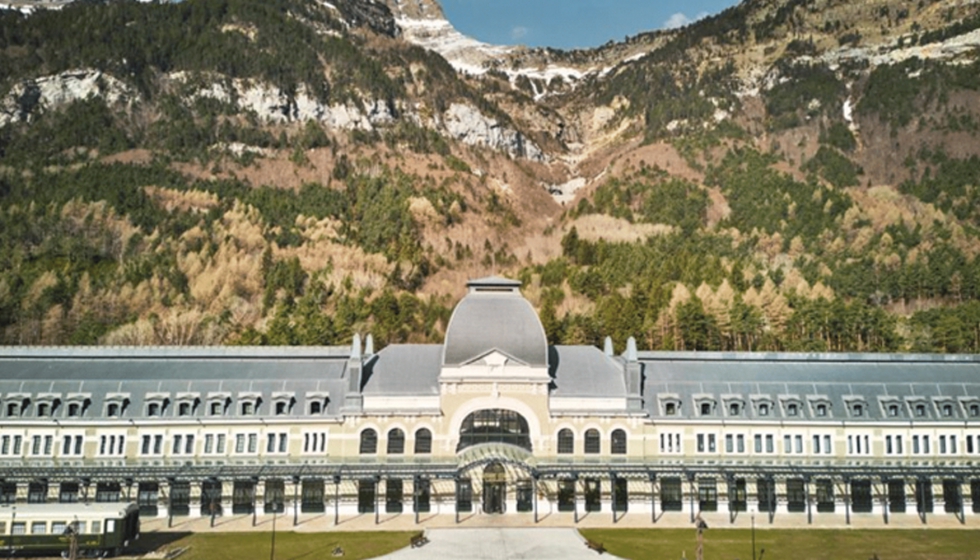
[578, 529, 980, 560]
[133, 530, 415, 560]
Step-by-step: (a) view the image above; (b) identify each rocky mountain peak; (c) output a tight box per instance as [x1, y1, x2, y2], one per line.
[384, 0, 445, 21]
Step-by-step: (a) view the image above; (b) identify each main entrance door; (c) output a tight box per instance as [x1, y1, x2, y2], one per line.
[483, 463, 506, 514]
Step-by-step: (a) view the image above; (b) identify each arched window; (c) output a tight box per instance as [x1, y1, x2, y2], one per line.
[414, 428, 432, 454]
[584, 429, 600, 454]
[557, 429, 574, 454]
[456, 409, 531, 452]
[359, 429, 378, 454]
[611, 429, 627, 455]
[387, 428, 405, 455]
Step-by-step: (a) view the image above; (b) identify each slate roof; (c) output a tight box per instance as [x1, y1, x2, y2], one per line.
[0, 346, 352, 419]
[442, 280, 549, 367]
[362, 344, 442, 395]
[639, 352, 980, 421]
[549, 346, 627, 398]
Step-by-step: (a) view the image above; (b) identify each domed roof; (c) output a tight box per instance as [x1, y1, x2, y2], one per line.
[442, 277, 549, 367]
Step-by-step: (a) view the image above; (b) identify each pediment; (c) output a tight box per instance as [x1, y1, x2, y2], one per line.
[460, 349, 528, 368]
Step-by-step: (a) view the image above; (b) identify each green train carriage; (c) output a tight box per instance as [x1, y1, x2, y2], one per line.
[0, 502, 139, 558]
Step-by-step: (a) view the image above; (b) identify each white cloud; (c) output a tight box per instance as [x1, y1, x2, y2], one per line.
[511, 26, 528, 41]
[663, 11, 709, 30]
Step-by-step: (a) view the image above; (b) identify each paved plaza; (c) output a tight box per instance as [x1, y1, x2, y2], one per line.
[371, 528, 622, 560]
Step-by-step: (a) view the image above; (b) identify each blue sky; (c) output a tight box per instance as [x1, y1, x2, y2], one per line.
[439, 0, 743, 49]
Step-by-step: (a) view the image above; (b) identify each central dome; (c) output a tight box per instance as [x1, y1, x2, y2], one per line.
[442, 277, 549, 367]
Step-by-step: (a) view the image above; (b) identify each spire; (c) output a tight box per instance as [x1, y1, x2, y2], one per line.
[604, 336, 614, 357]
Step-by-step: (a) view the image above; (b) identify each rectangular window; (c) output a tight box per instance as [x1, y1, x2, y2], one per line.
[725, 434, 733, 453]
[32, 435, 41, 455]
[697, 434, 705, 453]
[754, 434, 762, 453]
[886, 435, 893, 454]
[278, 433, 287, 453]
[43, 436, 52, 455]
[950, 435, 957, 454]
[185, 435, 194, 455]
[205, 434, 214, 454]
[267, 434, 276, 453]
[247, 434, 257, 453]
[940, 435, 947, 454]
[737, 434, 745, 453]
[824, 435, 831, 454]
[924, 435, 931, 454]
[765, 434, 773, 453]
[235, 434, 245, 453]
[784, 435, 791, 454]
[896, 435, 903, 454]
[173, 435, 183, 455]
[698, 478, 718, 512]
[31, 521, 47, 534]
[708, 434, 716, 453]
[217, 434, 226, 454]
[795, 435, 803, 454]
[913, 435, 920, 454]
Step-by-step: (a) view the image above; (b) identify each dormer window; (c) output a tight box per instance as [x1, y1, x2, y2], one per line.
[695, 397, 716, 417]
[816, 404, 828, 417]
[209, 400, 227, 416]
[68, 403, 80, 417]
[787, 403, 799, 417]
[144, 396, 169, 418]
[853, 404, 862, 417]
[730, 403, 740, 416]
[915, 404, 926, 417]
[305, 392, 329, 416]
[970, 404, 980, 417]
[888, 404, 899, 417]
[37, 403, 50, 417]
[275, 402, 287, 416]
[178, 402, 191, 416]
[242, 402, 254, 416]
[941, 404, 953, 418]
[759, 403, 770, 416]
[105, 395, 130, 418]
[660, 396, 681, 417]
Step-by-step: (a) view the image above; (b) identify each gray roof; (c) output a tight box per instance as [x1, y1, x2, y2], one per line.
[639, 352, 980, 421]
[362, 345, 442, 395]
[442, 284, 548, 367]
[550, 346, 627, 398]
[0, 346, 352, 419]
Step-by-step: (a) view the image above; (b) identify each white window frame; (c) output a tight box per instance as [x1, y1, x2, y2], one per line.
[658, 432, 682, 454]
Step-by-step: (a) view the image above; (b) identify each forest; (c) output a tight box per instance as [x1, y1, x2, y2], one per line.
[1, 0, 979, 354]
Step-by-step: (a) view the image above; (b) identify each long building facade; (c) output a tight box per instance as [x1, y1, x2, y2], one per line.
[1, 277, 979, 525]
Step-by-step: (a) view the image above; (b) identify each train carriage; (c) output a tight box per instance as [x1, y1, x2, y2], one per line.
[0, 503, 139, 558]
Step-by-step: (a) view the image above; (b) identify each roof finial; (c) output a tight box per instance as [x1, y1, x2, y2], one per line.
[351, 333, 362, 360]
[626, 337, 638, 362]
[604, 336, 614, 357]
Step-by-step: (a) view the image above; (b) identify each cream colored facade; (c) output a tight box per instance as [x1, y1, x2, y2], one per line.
[1, 277, 979, 524]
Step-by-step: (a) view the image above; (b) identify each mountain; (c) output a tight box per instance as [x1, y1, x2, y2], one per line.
[1, 0, 979, 353]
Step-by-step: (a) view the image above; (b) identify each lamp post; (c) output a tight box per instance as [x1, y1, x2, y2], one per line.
[751, 510, 756, 560]
[292, 475, 300, 527]
[694, 513, 708, 560]
[269, 501, 277, 560]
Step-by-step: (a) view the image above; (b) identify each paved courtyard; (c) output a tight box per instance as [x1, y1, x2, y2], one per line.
[370, 528, 622, 560]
